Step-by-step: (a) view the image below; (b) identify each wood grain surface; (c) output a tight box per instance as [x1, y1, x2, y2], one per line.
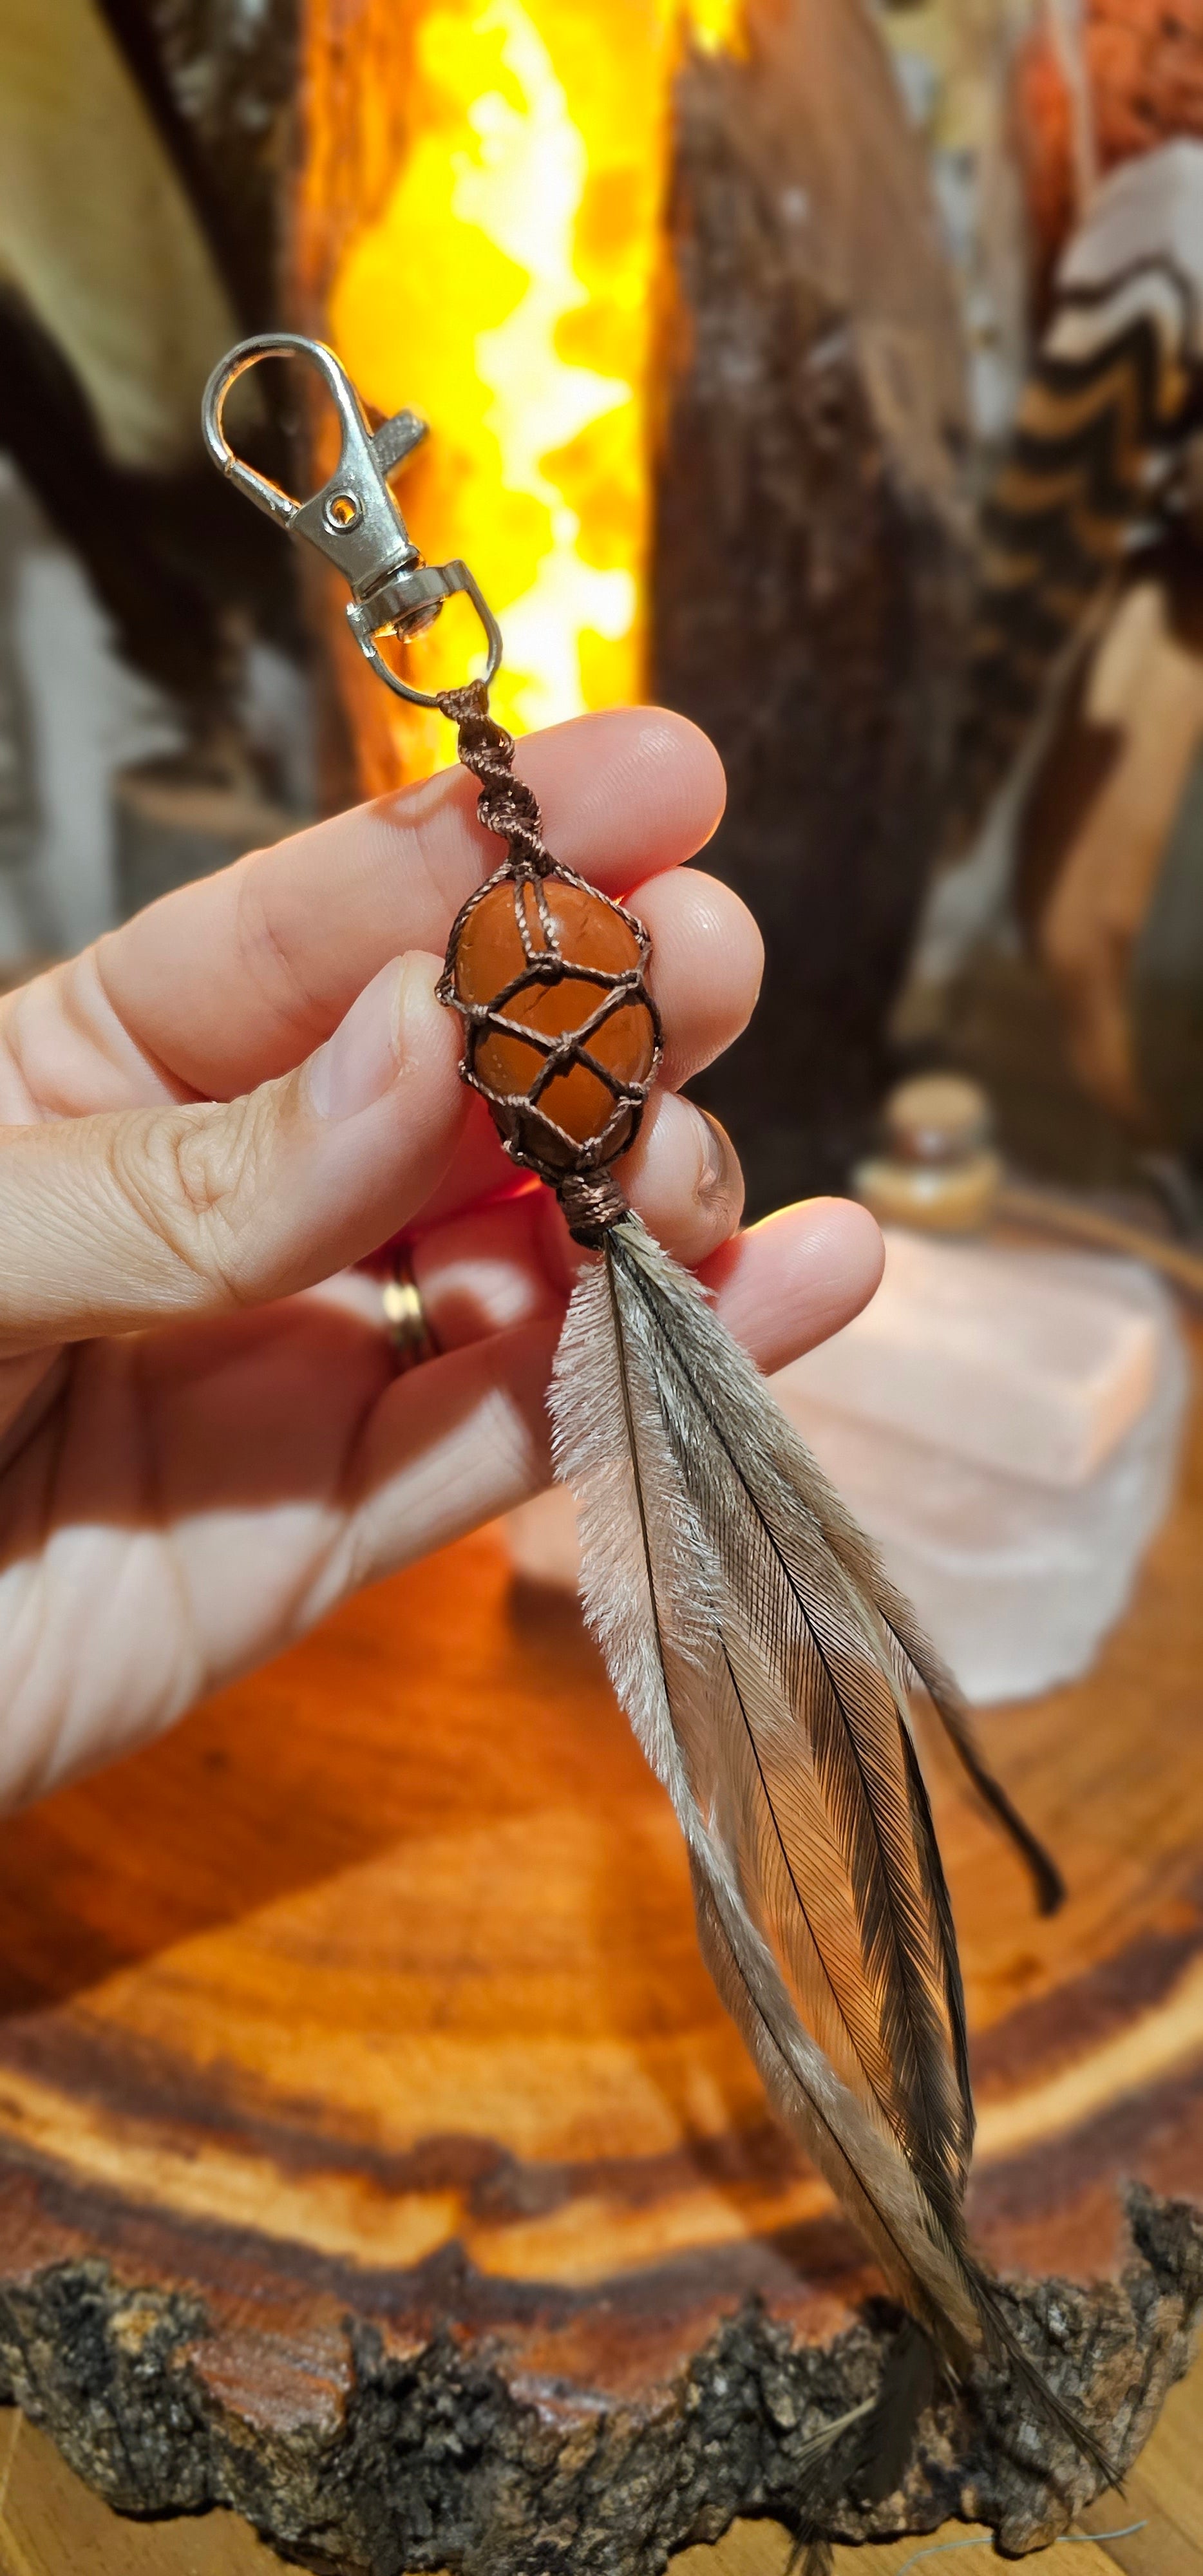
[0, 1345, 1198, 2570]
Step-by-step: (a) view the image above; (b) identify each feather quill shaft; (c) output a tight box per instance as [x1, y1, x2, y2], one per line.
[550, 1212, 1109, 2469]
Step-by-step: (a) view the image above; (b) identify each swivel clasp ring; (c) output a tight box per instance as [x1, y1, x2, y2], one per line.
[202, 333, 502, 708]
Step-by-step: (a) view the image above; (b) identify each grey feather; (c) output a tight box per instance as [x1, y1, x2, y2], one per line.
[548, 1213, 1111, 2471]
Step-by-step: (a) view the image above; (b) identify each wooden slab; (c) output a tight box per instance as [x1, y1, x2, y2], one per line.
[0, 1354, 1200, 2570]
[0, 2354, 1200, 2575]
[1, 2355, 1201, 2575]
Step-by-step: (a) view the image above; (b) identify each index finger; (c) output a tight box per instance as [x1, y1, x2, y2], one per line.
[96, 708, 726, 1099]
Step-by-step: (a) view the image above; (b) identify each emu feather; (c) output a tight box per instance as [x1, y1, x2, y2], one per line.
[549, 1213, 1107, 2463]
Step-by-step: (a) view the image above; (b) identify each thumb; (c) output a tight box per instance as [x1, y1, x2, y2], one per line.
[0, 953, 466, 1349]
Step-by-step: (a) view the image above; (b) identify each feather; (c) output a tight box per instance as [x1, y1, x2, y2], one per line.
[950, 139, 1203, 846]
[549, 1211, 1113, 2474]
[782, 1461, 1065, 1917]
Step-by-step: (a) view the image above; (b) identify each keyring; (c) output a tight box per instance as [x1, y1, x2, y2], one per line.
[202, 333, 502, 708]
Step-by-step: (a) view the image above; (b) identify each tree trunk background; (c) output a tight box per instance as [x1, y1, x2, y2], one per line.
[654, 0, 974, 1212]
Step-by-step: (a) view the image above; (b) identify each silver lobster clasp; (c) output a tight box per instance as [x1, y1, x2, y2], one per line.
[202, 332, 502, 708]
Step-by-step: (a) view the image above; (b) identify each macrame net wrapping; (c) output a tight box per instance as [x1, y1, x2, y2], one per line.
[435, 683, 662, 1242]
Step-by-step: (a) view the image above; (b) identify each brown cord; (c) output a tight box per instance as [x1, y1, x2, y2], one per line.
[436, 683, 660, 1245]
[437, 679, 551, 872]
[556, 1168, 630, 1249]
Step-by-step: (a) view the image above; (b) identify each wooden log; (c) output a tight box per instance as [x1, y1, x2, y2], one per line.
[94, 0, 301, 334]
[3, 2362, 1203, 2573]
[0, 1334, 1200, 2569]
[653, 0, 974, 1214]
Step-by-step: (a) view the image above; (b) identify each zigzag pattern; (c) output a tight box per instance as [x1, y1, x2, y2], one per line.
[949, 258, 1198, 842]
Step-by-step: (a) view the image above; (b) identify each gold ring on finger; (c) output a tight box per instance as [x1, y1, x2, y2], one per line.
[382, 1246, 438, 1372]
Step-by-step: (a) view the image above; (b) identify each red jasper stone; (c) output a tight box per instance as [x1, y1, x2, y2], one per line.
[450, 875, 657, 1164]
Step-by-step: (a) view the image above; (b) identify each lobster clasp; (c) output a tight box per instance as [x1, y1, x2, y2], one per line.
[202, 332, 502, 708]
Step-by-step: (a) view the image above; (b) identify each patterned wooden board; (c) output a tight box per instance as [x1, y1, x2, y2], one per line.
[0, 1347, 1198, 2568]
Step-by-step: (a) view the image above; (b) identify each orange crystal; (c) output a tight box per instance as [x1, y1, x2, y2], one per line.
[450, 876, 656, 1162]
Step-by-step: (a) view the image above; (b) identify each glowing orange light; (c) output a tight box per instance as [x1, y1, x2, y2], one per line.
[309, 0, 744, 782]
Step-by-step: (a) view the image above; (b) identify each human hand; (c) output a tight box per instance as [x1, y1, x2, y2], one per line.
[0, 710, 882, 1807]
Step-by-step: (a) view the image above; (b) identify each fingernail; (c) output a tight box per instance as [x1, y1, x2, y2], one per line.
[696, 1108, 737, 1207]
[308, 955, 437, 1121]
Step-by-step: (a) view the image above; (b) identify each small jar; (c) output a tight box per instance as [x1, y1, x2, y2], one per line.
[854, 1074, 1001, 1234]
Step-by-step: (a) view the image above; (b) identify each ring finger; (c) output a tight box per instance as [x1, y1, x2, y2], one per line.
[351, 1175, 882, 1374]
